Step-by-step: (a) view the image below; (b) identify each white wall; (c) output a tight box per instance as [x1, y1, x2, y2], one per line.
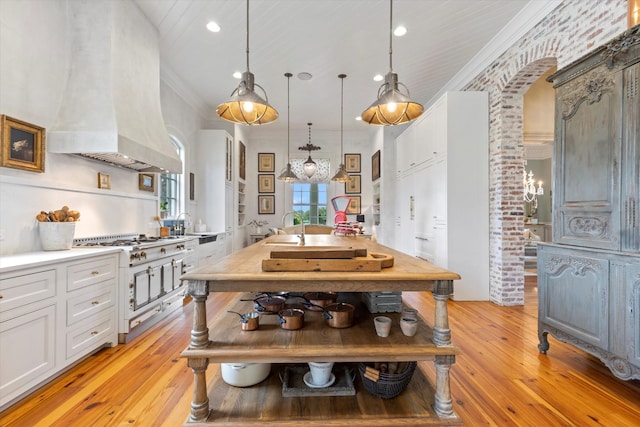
[0, 0, 208, 255]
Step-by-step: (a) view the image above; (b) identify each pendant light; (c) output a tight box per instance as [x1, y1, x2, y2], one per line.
[215, 0, 278, 125]
[361, 0, 424, 126]
[299, 123, 321, 178]
[278, 72, 298, 182]
[331, 74, 351, 182]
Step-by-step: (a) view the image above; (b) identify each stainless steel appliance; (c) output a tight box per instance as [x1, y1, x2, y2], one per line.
[74, 234, 197, 343]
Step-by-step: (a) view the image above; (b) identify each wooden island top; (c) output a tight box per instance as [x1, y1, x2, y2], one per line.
[180, 235, 462, 425]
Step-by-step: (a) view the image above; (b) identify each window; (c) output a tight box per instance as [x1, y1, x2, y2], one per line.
[292, 183, 327, 224]
[160, 136, 184, 218]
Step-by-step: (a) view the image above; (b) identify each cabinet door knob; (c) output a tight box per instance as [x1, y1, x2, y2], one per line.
[91, 271, 99, 275]
[91, 301, 99, 305]
[91, 331, 98, 335]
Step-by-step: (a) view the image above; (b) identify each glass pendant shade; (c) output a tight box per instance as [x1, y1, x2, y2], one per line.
[215, 0, 277, 125]
[303, 156, 317, 178]
[361, 72, 424, 125]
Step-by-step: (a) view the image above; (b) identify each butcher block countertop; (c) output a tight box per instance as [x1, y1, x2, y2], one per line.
[180, 234, 460, 293]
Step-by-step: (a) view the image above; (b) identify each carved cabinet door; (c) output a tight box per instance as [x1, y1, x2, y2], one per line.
[621, 62, 640, 252]
[626, 262, 640, 370]
[552, 61, 623, 250]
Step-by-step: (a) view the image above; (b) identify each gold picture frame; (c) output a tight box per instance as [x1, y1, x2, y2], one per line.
[258, 153, 275, 172]
[98, 172, 111, 189]
[139, 173, 155, 192]
[344, 153, 361, 173]
[346, 195, 361, 215]
[0, 115, 45, 173]
[345, 174, 361, 194]
[258, 195, 275, 214]
[258, 174, 275, 193]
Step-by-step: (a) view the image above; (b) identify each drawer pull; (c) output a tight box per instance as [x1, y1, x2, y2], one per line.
[91, 301, 99, 305]
[0, 295, 3, 299]
[91, 271, 100, 275]
[91, 331, 98, 335]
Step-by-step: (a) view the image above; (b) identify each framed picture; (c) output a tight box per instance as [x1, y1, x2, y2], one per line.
[372, 150, 381, 181]
[346, 195, 361, 215]
[239, 141, 246, 181]
[0, 115, 45, 173]
[258, 153, 275, 172]
[258, 174, 275, 193]
[345, 174, 361, 194]
[344, 153, 361, 173]
[139, 173, 155, 192]
[98, 172, 111, 189]
[258, 195, 275, 214]
[189, 172, 195, 200]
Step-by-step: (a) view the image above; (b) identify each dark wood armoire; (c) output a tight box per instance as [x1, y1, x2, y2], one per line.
[538, 25, 640, 380]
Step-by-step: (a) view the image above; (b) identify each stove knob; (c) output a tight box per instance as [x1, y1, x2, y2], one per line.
[133, 253, 141, 260]
[140, 251, 147, 260]
[160, 248, 166, 254]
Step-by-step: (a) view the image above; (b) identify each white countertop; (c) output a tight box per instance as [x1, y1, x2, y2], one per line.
[0, 247, 123, 273]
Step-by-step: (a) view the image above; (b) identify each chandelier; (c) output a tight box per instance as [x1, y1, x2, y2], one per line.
[523, 168, 544, 207]
[299, 123, 321, 178]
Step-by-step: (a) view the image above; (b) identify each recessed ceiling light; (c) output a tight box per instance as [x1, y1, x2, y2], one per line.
[373, 74, 384, 82]
[394, 26, 407, 37]
[233, 71, 242, 79]
[297, 72, 313, 81]
[206, 21, 221, 32]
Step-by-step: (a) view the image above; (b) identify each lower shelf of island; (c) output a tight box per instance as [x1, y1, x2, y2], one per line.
[181, 294, 461, 425]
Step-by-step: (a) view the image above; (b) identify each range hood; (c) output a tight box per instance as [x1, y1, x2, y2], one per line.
[48, 0, 182, 173]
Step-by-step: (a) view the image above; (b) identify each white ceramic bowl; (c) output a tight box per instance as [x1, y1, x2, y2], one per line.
[220, 363, 271, 387]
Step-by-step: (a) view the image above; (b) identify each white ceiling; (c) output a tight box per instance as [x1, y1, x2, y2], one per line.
[135, 0, 554, 135]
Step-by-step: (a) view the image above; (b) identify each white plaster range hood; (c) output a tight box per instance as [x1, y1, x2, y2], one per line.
[48, 0, 182, 173]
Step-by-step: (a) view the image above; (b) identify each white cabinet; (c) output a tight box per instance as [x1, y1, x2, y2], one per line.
[395, 125, 416, 175]
[393, 91, 489, 300]
[196, 130, 234, 234]
[0, 252, 119, 409]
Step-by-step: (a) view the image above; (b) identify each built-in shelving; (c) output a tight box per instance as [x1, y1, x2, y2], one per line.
[237, 180, 246, 227]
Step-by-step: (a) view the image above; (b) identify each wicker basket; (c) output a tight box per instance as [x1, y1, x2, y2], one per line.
[358, 361, 417, 399]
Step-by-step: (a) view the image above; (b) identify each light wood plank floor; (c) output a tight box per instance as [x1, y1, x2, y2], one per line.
[1, 280, 639, 426]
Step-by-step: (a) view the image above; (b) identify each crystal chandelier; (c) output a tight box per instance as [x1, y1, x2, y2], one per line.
[523, 168, 544, 207]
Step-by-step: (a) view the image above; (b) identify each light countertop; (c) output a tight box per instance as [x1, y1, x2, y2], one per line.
[0, 247, 122, 273]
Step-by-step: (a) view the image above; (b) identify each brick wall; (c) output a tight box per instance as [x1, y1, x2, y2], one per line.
[464, 0, 628, 305]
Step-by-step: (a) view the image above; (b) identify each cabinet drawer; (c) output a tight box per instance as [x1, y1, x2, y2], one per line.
[66, 311, 115, 360]
[67, 256, 117, 291]
[0, 268, 56, 312]
[67, 280, 116, 326]
[0, 304, 56, 405]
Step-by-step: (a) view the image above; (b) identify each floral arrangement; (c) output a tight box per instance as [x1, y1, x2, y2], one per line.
[248, 219, 269, 228]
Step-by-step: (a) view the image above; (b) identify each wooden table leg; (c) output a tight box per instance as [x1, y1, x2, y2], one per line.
[433, 354, 456, 417]
[187, 280, 210, 349]
[188, 357, 210, 422]
[432, 280, 453, 346]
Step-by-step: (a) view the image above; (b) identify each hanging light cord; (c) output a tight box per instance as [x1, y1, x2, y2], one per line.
[340, 75, 344, 157]
[245, 0, 250, 72]
[286, 73, 291, 157]
[388, 0, 393, 72]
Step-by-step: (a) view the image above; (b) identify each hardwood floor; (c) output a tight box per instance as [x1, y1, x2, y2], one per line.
[2, 281, 639, 426]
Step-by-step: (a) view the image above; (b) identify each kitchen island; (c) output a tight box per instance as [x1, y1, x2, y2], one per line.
[180, 234, 462, 425]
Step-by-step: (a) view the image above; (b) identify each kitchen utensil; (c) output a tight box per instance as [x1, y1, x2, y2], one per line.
[374, 316, 392, 337]
[322, 302, 355, 328]
[227, 310, 260, 331]
[221, 363, 271, 387]
[278, 308, 305, 330]
[302, 292, 338, 311]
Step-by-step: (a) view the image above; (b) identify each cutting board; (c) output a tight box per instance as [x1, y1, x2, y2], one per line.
[262, 252, 394, 272]
[269, 248, 368, 259]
